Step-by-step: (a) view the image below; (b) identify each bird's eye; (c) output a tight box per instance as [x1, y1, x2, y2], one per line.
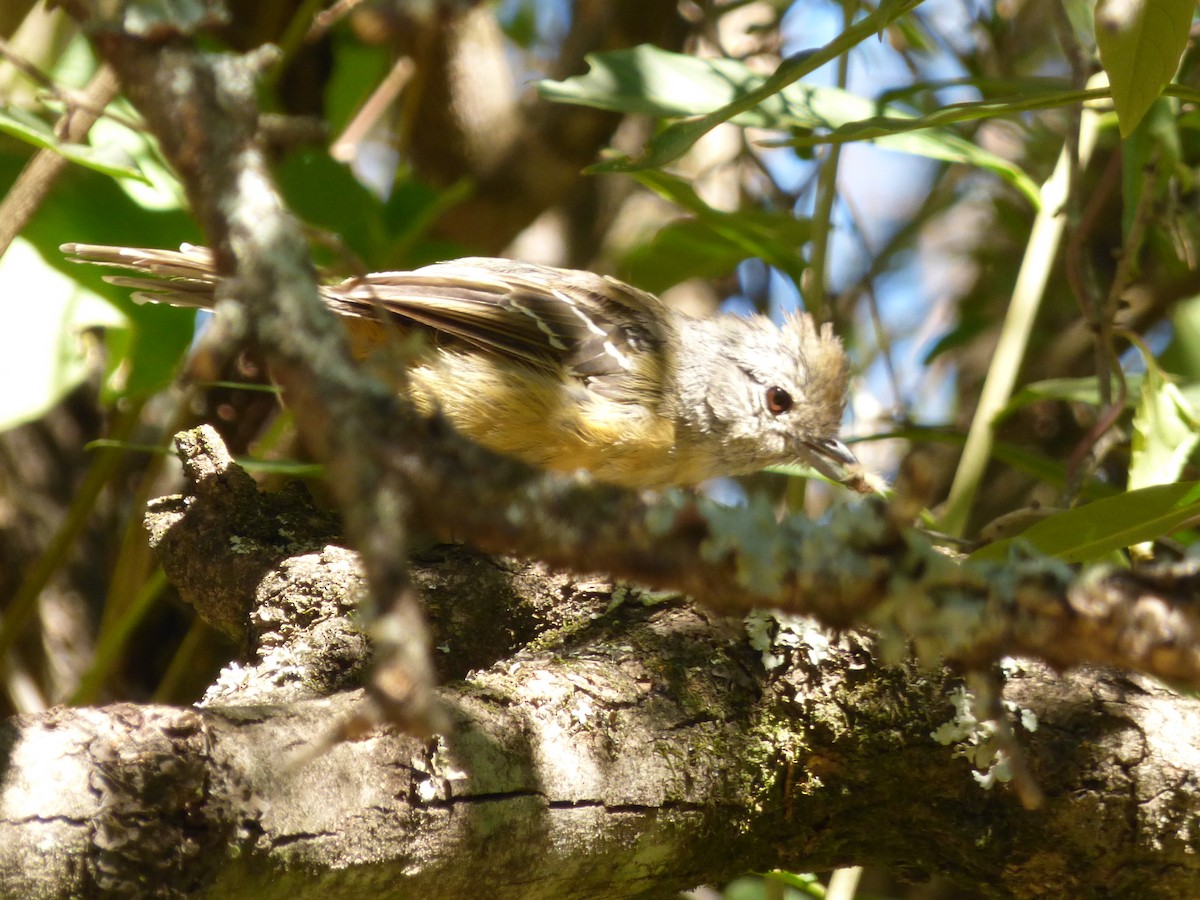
[766, 386, 793, 415]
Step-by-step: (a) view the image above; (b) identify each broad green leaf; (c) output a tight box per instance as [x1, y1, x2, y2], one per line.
[540, 45, 1036, 205]
[0, 107, 148, 182]
[772, 87, 1105, 138]
[758, 870, 823, 892]
[276, 149, 387, 267]
[116, 303, 196, 399]
[324, 34, 393, 135]
[1094, 0, 1193, 136]
[1, 144, 198, 402]
[1062, 0, 1097, 46]
[0, 238, 127, 431]
[768, 87, 1105, 205]
[624, 216, 805, 294]
[588, 0, 923, 171]
[539, 44, 836, 125]
[969, 481, 1200, 563]
[628, 170, 809, 286]
[276, 149, 469, 271]
[1128, 367, 1199, 492]
[986, 443, 1117, 500]
[88, 110, 187, 211]
[923, 311, 989, 362]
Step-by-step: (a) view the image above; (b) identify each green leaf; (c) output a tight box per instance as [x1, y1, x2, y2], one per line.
[117, 303, 196, 399]
[996, 374, 1200, 424]
[767, 87, 1111, 206]
[758, 869, 823, 893]
[923, 311, 989, 362]
[996, 376, 1137, 420]
[0, 238, 127, 431]
[324, 34, 393, 135]
[969, 481, 1200, 563]
[540, 44, 813, 125]
[592, 0, 922, 171]
[0, 143, 199, 402]
[1062, 0, 1097, 47]
[0, 106, 148, 182]
[864, 424, 1118, 501]
[627, 170, 810, 287]
[1094, 0, 1193, 137]
[540, 45, 1038, 205]
[1128, 367, 1199, 492]
[622, 220, 747, 292]
[1120, 97, 1181, 239]
[276, 149, 388, 267]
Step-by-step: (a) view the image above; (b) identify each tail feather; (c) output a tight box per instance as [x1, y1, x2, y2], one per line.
[61, 243, 220, 309]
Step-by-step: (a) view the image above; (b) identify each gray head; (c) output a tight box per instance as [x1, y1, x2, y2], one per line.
[672, 311, 855, 480]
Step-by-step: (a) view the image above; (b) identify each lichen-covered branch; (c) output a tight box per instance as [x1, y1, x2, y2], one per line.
[5, 423, 1200, 896]
[377, 412, 1200, 690]
[162, 421, 1200, 704]
[3, 577, 1199, 897]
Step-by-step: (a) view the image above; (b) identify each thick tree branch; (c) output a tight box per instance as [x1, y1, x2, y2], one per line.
[3, 546, 1199, 897]
[7, 424, 1200, 895]
[159, 415, 1200, 707]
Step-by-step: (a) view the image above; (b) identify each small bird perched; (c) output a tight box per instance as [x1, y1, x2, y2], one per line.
[62, 243, 861, 490]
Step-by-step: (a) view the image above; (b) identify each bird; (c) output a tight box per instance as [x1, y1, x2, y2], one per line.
[62, 243, 861, 490]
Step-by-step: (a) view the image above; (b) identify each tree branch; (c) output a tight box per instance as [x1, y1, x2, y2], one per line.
[7, 471, 1200, 896]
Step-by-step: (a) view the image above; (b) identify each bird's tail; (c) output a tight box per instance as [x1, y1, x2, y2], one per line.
[61, 243, 221, 309]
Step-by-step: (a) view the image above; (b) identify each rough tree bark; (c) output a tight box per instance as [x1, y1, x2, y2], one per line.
[2, 429, 1199, 899]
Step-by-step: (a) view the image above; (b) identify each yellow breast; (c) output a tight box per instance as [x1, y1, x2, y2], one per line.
[407, 351, 700, 488]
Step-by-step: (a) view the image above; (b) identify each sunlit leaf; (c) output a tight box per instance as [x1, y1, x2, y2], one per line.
[541, 44, 1037, 204]
[0, 239, 127, 431]
[997, 375, 1138, 421]
[1128, 367, 1199, 492]
[0, 107, 147, 182]
[970, 482, 1200, 563]
[1094, 0, 1192, 136]
[1120, 98, 1181, 239]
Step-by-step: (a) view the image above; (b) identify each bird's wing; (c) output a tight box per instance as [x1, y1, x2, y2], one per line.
[334, 258, 670, 398]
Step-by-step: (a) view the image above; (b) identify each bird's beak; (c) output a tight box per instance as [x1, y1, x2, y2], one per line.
[803, 437, 860, 484]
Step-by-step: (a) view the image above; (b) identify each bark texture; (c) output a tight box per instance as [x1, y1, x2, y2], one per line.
[3, 434, 1200, 898]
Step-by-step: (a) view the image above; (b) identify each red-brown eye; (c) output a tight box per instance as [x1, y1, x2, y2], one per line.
[766, 386, 793, 415]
